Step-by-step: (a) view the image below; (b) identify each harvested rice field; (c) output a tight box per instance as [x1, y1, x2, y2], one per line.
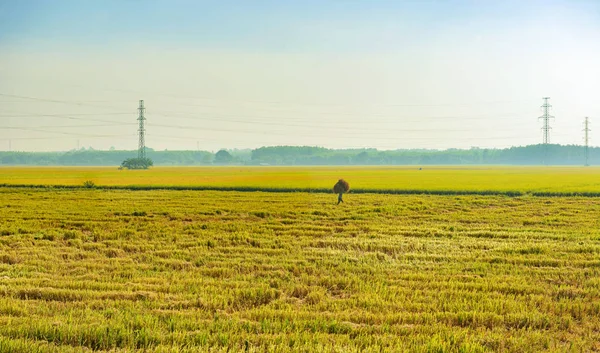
[1, 185, 599, 352]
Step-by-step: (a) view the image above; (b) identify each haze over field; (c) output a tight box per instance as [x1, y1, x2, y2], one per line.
[1, 0, 599, 152]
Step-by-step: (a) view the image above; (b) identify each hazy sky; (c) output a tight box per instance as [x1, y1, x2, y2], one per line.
[1, 0, 599, 152]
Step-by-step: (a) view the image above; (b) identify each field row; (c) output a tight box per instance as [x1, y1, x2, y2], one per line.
[4, 166, 600, 193]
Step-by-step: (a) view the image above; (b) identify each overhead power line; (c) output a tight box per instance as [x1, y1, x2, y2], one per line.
[145, 119, 535, 139]
[0, 91, 537, 115]
[147, 109, 536, 131]
[2, 93, 588, 151]
[0, 125, 136, 138]
[0, 135, 135, 141]
[1, 124, 135, 129]
[0, 113, 135, 125]
[0, 93, 129, 110]
[1, 80, 537, 108]
[0, 113, 131, 117]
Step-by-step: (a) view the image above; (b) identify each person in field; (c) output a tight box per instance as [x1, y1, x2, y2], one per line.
[333, 179, 350, 205]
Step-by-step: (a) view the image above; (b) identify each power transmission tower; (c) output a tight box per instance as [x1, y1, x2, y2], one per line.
[538, 97, 554, 165]
[138, 100, 146, 159]
[584, 117, 591, 166]
[539, 97, 554, 144]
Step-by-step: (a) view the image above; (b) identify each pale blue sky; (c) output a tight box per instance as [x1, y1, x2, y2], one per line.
[0, 1, 553, 51]
[1, 0, 599, 151]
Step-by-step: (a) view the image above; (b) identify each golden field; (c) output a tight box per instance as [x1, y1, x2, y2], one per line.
[3, 166, 600, 193]
[0, 185, 599, 352]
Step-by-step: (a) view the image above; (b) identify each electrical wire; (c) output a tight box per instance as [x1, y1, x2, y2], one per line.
[0, 135, 135, 141]
[147, 110, 536, 133]
[0, 126, 135, 138]
[0, 93, 132, 111]
[0, 92, 581, 149]
[0, 113, 135, 125]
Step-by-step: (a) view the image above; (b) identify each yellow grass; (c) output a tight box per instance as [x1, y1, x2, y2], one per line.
[0, 188, 599, 352]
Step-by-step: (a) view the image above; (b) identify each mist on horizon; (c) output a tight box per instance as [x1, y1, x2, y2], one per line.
[1, 0, 599, 152]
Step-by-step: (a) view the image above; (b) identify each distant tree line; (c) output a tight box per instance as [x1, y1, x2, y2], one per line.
[248, 144, 598, 166]
[0, 144, 597, 166]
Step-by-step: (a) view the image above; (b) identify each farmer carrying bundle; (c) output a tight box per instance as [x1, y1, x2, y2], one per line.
[333, 179, 350, 205]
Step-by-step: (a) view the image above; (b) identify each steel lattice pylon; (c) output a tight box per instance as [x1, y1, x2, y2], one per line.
[138, 100, 146, 159]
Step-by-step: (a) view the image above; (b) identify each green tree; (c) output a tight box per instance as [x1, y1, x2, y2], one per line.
[214, 150, 233, 164]
[120, 157, 154, 169]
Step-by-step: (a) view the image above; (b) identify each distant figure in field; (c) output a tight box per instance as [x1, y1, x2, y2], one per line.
[333, 179, 350, 205]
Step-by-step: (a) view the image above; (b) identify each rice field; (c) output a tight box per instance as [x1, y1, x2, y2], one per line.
[3, 166, 600, 193]
[1, 181, 599, 352]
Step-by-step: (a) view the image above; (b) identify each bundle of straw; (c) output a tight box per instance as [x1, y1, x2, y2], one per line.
[333, 179, 350, 194]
